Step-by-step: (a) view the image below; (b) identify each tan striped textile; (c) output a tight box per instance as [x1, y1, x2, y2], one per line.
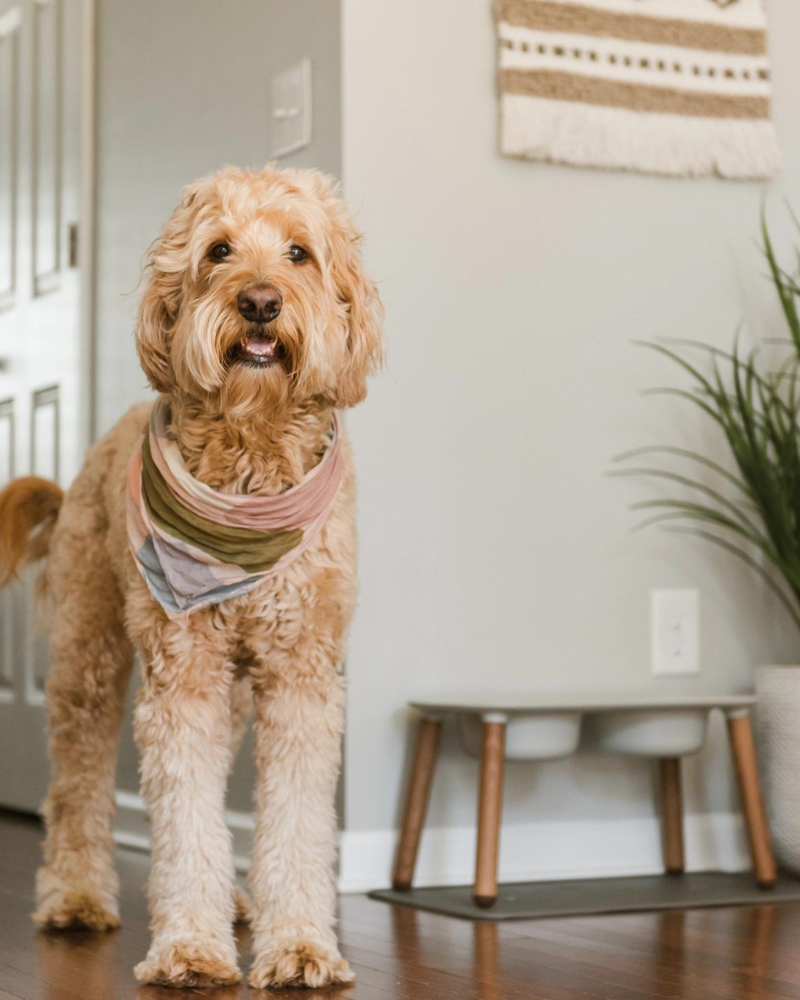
[495, 0, 781, 178]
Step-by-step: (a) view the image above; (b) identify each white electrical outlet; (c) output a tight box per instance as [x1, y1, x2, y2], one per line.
[651, 589, 699, 676]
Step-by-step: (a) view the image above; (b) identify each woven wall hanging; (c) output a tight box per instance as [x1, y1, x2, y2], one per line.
[494, 0, 781, 179]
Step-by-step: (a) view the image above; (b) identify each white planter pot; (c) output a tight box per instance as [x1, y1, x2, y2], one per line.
[755, 664, 800, 872]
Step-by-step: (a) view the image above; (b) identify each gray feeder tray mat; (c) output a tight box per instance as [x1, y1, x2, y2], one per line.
[369, 872, 800, 921]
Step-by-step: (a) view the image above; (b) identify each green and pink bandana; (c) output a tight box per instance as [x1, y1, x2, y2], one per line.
[126, 399, 343, 618]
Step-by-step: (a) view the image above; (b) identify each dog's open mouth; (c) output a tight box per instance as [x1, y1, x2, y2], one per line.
[227, 330, 287, 369]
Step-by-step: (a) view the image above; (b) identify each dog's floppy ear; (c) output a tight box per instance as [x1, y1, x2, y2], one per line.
[295, 170, 383, 408]
[135, 184, 202, 393]
[327, 216, 384, 408]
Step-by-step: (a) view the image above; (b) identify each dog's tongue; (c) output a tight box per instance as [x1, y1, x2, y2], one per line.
[242, 336, 277, 359]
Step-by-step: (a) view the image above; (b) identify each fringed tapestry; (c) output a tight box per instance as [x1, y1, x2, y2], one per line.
[494, 0, 781, 178]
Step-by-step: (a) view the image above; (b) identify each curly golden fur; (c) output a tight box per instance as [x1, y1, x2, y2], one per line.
[0, 477, 63, 586]
[0, 165, 382, 989]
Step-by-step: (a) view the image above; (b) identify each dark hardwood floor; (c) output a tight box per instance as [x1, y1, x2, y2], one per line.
[2, 809, 800, 1000]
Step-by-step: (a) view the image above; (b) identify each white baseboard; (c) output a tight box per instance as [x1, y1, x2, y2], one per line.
[113, 790, 751, 896]
[338, 811, 750, 893]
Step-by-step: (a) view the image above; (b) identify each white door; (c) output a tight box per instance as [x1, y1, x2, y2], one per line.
[0, 0, 90, 810]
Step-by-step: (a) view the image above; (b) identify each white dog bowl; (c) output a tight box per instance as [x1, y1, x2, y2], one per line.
[459, 712, 582, 761]
[583, 708, 709, 757]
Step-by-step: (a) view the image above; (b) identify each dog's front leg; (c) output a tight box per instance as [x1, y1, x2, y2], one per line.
[248, 668, 353, 990]
[132, 621, 240, 988]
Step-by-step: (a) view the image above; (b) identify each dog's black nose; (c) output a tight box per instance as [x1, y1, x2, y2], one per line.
[237, 285, 282, 323]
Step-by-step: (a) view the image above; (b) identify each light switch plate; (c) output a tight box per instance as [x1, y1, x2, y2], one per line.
[271, 58, 312, 158]
[651, 589, 700, 676]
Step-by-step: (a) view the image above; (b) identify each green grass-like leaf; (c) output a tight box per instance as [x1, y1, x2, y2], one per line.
[618, 212, 800, 632]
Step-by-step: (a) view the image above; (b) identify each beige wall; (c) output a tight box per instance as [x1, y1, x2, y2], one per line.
[341, 0, 800, 839]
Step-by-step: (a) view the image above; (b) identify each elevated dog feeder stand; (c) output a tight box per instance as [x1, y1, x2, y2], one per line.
[391, 694, 776, 908]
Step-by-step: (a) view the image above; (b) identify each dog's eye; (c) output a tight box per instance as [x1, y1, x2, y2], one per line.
[210, 243, 232, 262]
[288, 245, 308, 264]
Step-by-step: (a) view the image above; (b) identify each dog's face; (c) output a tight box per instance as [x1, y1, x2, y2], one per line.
[136, 166, 382, 418]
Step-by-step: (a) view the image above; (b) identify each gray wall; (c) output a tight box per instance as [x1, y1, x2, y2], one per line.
[93, 0, 341, 808]
[341, 0, 800, 836]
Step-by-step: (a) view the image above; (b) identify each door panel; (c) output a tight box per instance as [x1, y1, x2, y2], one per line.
[31, 383, 59, 479]
[0, 397, 12, 480]
[31, 0, 61, 291]
[0, 13, 18, 304]
[0, 0, 86, 811]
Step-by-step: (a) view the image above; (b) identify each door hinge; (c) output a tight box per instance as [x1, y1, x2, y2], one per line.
[68, 223, 79, 268]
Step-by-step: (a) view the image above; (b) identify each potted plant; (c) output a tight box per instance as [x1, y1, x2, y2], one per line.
[613, 216, 800, 870]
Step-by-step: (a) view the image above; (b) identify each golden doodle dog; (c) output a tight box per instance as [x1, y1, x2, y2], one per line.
[0, 165, 382, 989]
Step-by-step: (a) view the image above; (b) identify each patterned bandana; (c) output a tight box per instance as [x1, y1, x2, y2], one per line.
[126, 398, 343, 618]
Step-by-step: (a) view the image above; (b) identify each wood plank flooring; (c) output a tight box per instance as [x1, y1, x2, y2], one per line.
[2, 808, 800, 999]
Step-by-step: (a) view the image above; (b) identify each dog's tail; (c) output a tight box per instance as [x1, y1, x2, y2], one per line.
[0, 477, 64, 587]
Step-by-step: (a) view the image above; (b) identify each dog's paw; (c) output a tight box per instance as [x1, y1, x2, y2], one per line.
[34, 868, 120, 932]
[233, 885, 252, 925]
[249, 939, 354, 989]
[134, 939, 241, 987]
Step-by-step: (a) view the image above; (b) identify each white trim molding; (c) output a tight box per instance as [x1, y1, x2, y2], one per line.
[113, 791, 750, 896]
[338, 812, 750, 893]
[79, 0, 97, 446]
